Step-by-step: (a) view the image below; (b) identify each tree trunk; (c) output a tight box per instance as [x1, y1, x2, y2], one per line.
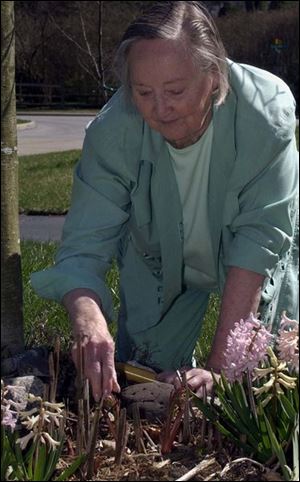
[1, 0, 24, 358]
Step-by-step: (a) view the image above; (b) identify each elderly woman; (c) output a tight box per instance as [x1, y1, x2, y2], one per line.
[31, 1, 298, 401]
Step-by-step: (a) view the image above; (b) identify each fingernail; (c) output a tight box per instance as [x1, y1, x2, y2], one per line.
[94, 393, 100, 402]
[103, 389, 109, 398]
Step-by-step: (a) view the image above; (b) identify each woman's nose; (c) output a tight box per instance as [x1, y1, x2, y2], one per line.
[153, 95, 173, 121]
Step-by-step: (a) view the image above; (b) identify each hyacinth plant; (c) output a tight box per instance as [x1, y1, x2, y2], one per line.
[1, 386, 85, 481]
[193, 312, 299, 481]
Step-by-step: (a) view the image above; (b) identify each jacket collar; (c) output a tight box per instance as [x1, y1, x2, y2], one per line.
[208, 89, 237, 277]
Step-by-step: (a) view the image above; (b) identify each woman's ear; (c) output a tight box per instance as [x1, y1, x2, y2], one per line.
[211, 74, 219, 94]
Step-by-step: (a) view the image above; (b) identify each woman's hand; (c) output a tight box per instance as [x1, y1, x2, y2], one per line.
[156, 367, 219, 397]
[63, 288, 120, 401]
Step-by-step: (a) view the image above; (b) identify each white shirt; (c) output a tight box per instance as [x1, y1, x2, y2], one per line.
[167, 121, 217, 290]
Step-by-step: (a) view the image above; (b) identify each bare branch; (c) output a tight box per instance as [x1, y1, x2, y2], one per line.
[77, 57, 98, 83]
[49, 14, 90, 56]
[79, 9, 101, 80]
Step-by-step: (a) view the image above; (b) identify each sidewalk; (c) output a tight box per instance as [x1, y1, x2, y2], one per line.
[19, 214, 66, 242]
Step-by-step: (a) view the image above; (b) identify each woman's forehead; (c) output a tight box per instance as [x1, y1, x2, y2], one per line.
[129, 38, 188, 61]
[128, 39, 198, 84]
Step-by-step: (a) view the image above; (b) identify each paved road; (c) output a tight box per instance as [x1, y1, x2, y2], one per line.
[19, 214, 66, 242]
[17, 114, 95, 156]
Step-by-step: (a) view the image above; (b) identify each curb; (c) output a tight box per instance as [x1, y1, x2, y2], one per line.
[17, 111, 98, 117]
[17, 120, 36, 130]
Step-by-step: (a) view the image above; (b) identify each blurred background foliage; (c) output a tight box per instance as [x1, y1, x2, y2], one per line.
[15, 0, 299, 110]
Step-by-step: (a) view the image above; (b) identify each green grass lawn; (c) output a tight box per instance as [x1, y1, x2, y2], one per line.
[17, 118, 30, 124]
[19, 150, 80, 214]
[21, 241, 71, 350]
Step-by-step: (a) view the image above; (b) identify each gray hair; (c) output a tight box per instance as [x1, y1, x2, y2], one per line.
[113, 1, 230, 106]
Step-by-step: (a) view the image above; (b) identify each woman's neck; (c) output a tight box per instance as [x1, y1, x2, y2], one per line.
[167, 103, 213, 150]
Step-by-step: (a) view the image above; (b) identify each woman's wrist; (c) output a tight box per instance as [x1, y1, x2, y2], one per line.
[62, 288, 109, 338]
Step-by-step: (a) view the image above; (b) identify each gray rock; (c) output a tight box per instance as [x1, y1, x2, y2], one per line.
[121, 381, 175, 421]
[3, 375, 45, 411]
[1, 346, 50, 378]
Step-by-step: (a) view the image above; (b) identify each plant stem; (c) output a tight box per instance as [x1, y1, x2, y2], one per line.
[86, 396, 104, 479]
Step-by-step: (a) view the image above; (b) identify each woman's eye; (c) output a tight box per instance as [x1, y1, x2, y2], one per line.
[168, 90, 184, 96]
[138, 91, 151, 97]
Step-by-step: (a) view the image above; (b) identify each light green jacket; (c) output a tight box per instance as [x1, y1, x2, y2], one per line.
[31, 60, 298, 360]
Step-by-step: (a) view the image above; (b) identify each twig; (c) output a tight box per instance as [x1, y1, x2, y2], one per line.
[175, 457, 218, 481]
[86, 396, 105, 479]
[246, 368, 258, 424]
[83, 378, 90, 443]
[43, 383, 49, 402]
[215, 426, 223, 451]
[49, 336, 60, 403]
[143, 428, 158, 451]
[181, 372, 191, 444]
[76, 334, 85, 400]
[207, 421, 214, 451]
[48, 352, 55, 402]
[200, 386, 207, 447]
[115, 407, 128, 465]
[77, 398, 86, 452]
[53, 336, 60, 401]
[76, 335, 86, 454]
[219, 457, 265, 477]
[48, 352, 56, 436]
[132, 403, 147, 453]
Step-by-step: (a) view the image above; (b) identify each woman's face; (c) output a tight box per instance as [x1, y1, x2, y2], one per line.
[128, 38, 216, 148]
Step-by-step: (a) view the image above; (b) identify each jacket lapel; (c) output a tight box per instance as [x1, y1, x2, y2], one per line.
[208, 90, 237, 281]
[141, 127, 183, 316]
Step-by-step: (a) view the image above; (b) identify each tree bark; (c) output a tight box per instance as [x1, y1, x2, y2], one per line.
[1, 0, 24, 357]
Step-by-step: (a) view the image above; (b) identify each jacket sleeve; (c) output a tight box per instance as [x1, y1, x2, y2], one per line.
[30, 126, 133, 318]
[223, 134, 298, 278]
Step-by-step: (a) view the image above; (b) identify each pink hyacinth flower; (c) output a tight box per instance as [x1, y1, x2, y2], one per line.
[222, 313, 274, 382]
[1, 403, 18, 431]
[276, 311, 299, 373]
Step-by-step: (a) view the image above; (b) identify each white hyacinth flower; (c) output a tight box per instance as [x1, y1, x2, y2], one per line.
[41, 431, 61, 450]
[21, 414, 40, 430]
[16, 431, 35, 450]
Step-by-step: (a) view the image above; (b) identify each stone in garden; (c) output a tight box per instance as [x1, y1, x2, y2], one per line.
[2, 375, 45, 411]
[1, 346, 50, 378]
[121, 381, 175, 421]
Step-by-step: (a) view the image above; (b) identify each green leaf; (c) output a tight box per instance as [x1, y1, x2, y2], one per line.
[292, 384, 299, 412]
[14, 435, 31, 480]
[33, 441, 47, 481]
[292, 415, 299, 481]
[217, 374, 259, 442]
[230, 381, 259, 433]
[216, 390, 259, 448]
[22, 438, 39, 480]
[279, 394, 298, 420]
[54, 453, 86, 481]
[193, 392, 256, 456]
[43, 443, 63, 481]
[263, 410, 292, 481]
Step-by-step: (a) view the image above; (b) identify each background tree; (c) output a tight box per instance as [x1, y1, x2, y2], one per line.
[49, 0, 109, 105]
[1, 0, 24, 357]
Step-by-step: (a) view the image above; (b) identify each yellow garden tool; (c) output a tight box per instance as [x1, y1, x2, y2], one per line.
[115, 362, 157, 384]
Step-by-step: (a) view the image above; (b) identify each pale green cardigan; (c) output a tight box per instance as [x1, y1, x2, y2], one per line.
[31, 60, 299, 369]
